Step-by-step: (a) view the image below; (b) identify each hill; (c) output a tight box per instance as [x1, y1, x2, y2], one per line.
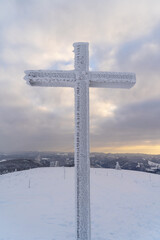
[0, 167, 160, 240]
[1, 152, 160, 175]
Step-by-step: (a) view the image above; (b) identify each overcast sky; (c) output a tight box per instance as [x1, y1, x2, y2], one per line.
[0, 0, 160, 154]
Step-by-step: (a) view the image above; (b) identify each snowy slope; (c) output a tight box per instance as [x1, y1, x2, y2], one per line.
[0, 167, 160, 240]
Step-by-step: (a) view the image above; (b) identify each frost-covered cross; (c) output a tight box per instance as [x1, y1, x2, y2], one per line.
[24, 42, 136, 240]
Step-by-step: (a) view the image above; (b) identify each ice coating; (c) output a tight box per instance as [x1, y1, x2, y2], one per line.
[73, 42, 89, 72]
[24, 42, 136, 240]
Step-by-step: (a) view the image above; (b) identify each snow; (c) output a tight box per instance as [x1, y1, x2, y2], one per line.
[0, 159, 7, 162]
[148, 160, 160, 168]
[0, 167, 160, 240]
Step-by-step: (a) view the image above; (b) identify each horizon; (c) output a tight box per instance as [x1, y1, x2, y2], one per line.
[1, 150, 160, 156]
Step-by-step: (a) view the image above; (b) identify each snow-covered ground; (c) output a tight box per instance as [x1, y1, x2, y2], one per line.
[0, 167, 160, 240]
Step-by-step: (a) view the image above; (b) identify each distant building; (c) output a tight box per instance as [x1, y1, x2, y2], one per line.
[55, 161, 59, 167]
[136, 163, 143, 168]
[50, 162, 55, 167]
[50, 161, 59, 167]
[35, 154, 41, 163]
[115, 162, 121, 170]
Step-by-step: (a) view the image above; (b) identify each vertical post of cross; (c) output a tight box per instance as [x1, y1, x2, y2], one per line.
[73, 43, 91, 240]
[24, 41, 136, 240]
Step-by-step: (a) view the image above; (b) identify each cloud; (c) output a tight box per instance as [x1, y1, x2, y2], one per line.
[90, 98, 160, 150]
[0, 0, 160, 152]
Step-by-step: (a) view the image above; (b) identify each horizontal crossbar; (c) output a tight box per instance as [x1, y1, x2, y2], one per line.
[24, 70, 136, 89]
[24, 70, 76, 87]
[90, 71, 136, 89]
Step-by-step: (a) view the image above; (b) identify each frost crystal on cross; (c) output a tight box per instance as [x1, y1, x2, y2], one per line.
[24, 42, 136, 240]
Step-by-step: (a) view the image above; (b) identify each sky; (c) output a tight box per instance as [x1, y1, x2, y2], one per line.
[0, 0, 160, 154]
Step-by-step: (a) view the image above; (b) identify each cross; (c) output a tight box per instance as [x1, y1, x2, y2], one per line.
[24, 42, 136, 240]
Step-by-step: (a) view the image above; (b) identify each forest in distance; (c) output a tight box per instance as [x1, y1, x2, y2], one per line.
[0, 151, 160, 175]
